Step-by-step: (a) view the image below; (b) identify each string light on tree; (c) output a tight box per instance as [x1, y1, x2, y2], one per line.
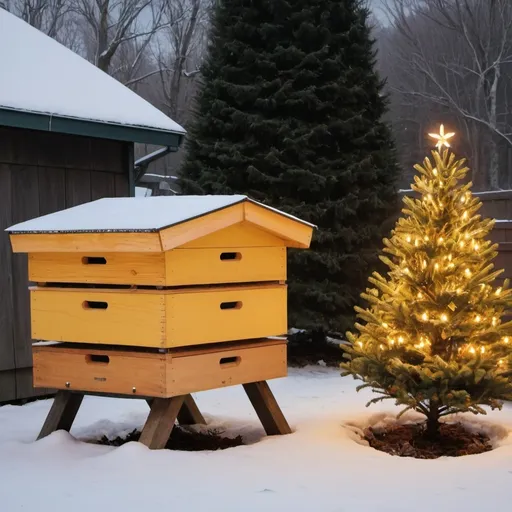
[342, 124, 512, 440]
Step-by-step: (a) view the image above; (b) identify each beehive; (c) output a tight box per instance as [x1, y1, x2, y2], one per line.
[8, 195, 315, 350]
[8, 196, 315, 446]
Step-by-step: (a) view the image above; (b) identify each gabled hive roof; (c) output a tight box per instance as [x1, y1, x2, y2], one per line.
[7, 196, 316, 252]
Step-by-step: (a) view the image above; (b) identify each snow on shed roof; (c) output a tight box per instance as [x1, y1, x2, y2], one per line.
[0, 9, 185, 140]
[6, 196, 315, 233]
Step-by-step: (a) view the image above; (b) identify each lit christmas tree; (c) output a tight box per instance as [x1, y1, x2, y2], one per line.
[342, 126, 512, 438]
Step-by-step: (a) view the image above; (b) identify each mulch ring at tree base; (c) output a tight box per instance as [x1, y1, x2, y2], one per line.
[97, 425, 245, 451]
[364, 422, 493, 459]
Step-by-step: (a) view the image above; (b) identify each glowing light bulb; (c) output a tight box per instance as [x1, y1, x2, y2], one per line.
[448, 254, 453, 261]
[504, 337, 510, 344]
[456, 288, 463, 295]
[481, 347, 485, 354]
[438, 237, 444, 245]
[419, 341, 425, 348]
[404, 267, 410, 274]
[406, 235, 411, 243]
[398, 336, 404, 344]
[465, 233, 470, 240]
[474, 243, 480, 251]
[465, 268, 471, 278]
[469, 346, 476, 354]
[389, 339, 395, 346]
[475, 315, 481, 323]
[358, 341, 363, 348]
[422, 260, 427, 269]
[415, 239, 419, 247]
[460, 195, 466, 204]
[417, 292, 423, 299]
[496, 287, 502, 296]
[379, 344, 384, 350]
[492, 317, 498, 327]
[422, 312, 428, 321]
[462, 211, 468, 220]
[440, 313, 448, 322]
[460, 241, 465, 248]
[382, 322, 388, 328]
[499, 359, 504, 366]
[434, 263, 440, 271]
[433, 168, 438, 176]
[424, 235, 429, 241]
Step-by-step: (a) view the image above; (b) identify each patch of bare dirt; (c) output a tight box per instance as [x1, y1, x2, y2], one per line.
[97, 426, 245, 451]
[364, 422, 493, 459]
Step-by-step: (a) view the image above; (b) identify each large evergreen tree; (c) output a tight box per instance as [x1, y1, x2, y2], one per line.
[180, 0, 399, 334]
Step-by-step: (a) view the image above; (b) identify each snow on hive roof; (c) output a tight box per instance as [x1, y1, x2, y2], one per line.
[6, 196, 315, 233]
[0, 9, 185, 135]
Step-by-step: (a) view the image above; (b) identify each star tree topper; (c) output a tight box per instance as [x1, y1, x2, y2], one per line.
[428, 124, 455, 149]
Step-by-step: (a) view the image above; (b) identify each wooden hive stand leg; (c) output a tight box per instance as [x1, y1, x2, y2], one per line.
[139, 395, 185, 450]
[243, 381, 292, 436]
[146, 394, 206, 425]
[177, 394, 206, 425]
[37, 390, 84, 440]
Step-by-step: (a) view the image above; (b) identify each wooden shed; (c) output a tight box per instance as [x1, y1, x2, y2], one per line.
[0, 10, 185, 402]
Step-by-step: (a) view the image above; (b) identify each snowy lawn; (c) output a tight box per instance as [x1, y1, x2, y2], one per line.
[1, 367, 512, 512]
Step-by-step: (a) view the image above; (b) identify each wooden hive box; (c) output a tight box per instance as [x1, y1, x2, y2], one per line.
[7, 195, 315, 349]
[32, 338, 288, 397]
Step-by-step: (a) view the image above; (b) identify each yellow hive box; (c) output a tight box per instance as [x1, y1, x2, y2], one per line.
[7, 195, 315, 349]
[30, 283, 287, 347]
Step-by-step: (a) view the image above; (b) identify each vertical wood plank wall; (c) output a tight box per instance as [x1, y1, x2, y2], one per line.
[0, 127, 131, 402]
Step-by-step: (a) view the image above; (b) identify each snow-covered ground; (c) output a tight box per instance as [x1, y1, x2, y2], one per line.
[1, 367, 512, 512]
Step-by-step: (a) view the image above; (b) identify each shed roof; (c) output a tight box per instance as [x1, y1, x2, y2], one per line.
[6, 196, 314, 233]
[0, 9, 185, 147]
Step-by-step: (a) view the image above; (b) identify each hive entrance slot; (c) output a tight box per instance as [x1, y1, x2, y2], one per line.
[219, 356, 241, 368]
[86, 354, 110, 364]
[220, 301, 243, 310]
[220, 252, 242, 261]
[82, 300, 109, 310]
[82, 256, 107, 265]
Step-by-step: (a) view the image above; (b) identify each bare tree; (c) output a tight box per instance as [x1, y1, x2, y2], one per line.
[5, 0, 71, 38]
[72, 0, 166, 74]
[156, 0, 210, 123]
[385, 0, 512, 189]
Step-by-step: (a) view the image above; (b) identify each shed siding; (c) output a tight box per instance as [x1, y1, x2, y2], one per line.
[0, 127, 131, 402]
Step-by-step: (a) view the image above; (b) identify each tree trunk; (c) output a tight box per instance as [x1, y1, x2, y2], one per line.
[96, 0, 110, 73]
[425, 404, 440, 439]
[488, 63, 501, 190]
[489, 139, 500, 190]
